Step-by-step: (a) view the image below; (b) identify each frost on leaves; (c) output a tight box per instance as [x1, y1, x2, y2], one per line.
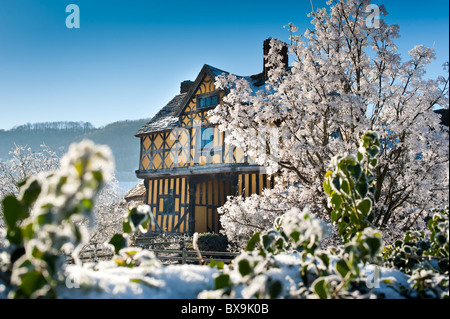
[209, 0, 449, 245]
[0, 140, 115, 298]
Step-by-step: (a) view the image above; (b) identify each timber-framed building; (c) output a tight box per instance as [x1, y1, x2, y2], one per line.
[135, 40, 287, 235]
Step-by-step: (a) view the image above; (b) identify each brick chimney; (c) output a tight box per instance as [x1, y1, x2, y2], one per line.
[263, 38, 288, 78]
[180, 80, 194, 93]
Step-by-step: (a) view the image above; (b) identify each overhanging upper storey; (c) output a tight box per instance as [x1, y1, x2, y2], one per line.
[135, 65, 263, 178]
[134, 55, 284, 179]
[132, 39, 288, 235]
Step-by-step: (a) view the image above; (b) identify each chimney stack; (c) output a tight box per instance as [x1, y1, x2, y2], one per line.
[263, 38, 288, 78]
[180, 80, 194, 93]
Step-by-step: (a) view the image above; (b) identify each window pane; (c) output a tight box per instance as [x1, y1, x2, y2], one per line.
[205, 96, 211, 106]
[211, 95, 218, 105]
[200, 98, 205, 107]
[201, 127, 214, 148]
[163, 197, 174, 214]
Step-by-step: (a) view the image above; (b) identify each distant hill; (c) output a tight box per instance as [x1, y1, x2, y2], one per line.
[0, 119, 149, 182]
[82, 120, 150, 181]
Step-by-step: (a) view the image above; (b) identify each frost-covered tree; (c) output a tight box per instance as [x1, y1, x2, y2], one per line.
[0, 145, 59, 231]
[81, 175, 126, 246]
[0, 144, 60, 200]
[0, 144, 125, 247]
[210, 0, 449, 246]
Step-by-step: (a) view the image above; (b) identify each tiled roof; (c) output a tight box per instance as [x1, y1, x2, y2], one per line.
[124, 180, 146, 200]
[135, 93, 187, 136]
[135, 64, 268, 137]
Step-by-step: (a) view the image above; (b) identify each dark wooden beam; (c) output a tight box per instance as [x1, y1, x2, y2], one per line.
[136, 164, 266, 179]
[188, 177, 196, 236]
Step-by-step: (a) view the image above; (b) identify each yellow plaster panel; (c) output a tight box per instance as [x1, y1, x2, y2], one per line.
[153, 180, 158, 206]
[164, 178, 169, 195]
[212, 154, 221, 164]
[195, 207, 207, 233]
[141, 156, 150, 170]
[154, 134, 164, 150]
[143, 136, 151, 150]
[147, 179, 153, 205]
[153, 153, 162, 170]
[183, 181, 187, 205]
[244, 174, 249, 198]
[173, 214, 179, 231]
[189, 100, 197, 112]
[234, 147, 245, 163]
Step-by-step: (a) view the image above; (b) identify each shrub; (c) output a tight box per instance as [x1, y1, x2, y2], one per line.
[197, 233, 230, 252]
[323, 131, 379, 242]
[201, 131, 448, 299]
[1, 134, 447, 299]
[0, 140, 114, 298]
[382, 206, 449, 298]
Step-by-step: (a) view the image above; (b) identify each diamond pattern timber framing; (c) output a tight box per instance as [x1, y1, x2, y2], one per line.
[135, 64, 273, 235]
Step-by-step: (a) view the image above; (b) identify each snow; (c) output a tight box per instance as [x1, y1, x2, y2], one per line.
[148, 116, 179, 131]
[362, 264, 410, 299]
[58, 261, 218, 299]
[55, 252, 412, 299]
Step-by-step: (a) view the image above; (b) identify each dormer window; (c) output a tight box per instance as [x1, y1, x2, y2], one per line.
[198, 93, 219, 109]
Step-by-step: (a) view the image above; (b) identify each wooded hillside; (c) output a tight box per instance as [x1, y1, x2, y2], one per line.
[0, 119, 149, 181]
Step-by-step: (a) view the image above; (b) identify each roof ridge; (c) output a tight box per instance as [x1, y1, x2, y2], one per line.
[135, 64, 268, 137]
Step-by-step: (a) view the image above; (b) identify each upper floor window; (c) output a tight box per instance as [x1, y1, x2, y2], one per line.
[198, 94, 219, 109]
[200, 127, 214, 148]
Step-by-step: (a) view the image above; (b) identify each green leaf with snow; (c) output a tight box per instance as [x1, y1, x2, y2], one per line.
[312, 278, 329, 299]
[246, 232, 261, 251]
[357, 199, 372, 216]
[268, 280, 283, 299]
[109, 234, 128, 255]
[2, 195, 28, 229]
[214, 274, 230, 290]
[238, 258, 252, 277]
[336, 259, 351, 278]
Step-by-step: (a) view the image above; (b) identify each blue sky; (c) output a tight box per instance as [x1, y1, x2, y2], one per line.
[0, 0, 448, 130]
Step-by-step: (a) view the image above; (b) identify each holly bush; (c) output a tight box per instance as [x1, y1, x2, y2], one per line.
[0, 140, 157, 298]
[202, 131, 448, 299]
[382, 206, 449, 298]
[0, 141, 114, 298]
[1, 134, 447, 299]
[323, 131, 379, 242]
